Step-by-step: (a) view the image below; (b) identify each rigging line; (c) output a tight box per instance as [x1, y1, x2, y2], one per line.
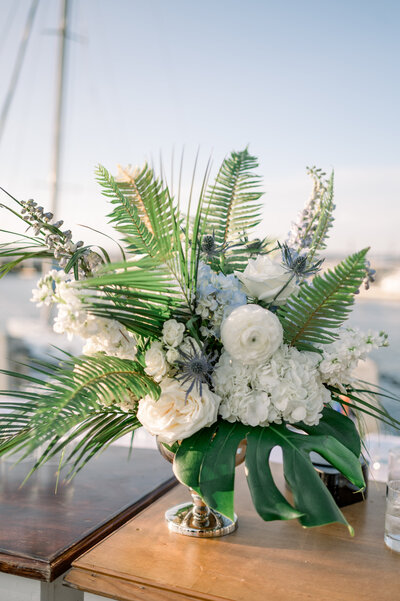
[0, 0, 21, 56]
[0, 0, 40, 144]
[49, 0, 71, 216]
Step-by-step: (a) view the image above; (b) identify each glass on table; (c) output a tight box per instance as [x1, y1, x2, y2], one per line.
[388, 447, 400, 481]
[385, 480, 400, 552]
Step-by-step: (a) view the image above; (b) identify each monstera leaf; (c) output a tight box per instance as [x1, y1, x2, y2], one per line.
[173, 407, 364, 533]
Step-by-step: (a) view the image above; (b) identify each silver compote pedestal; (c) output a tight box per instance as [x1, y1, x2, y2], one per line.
[157, 437, 246, 538]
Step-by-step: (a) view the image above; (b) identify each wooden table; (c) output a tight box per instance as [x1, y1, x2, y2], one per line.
[66, 463, 399, 601]
[0, 446, 176, 601]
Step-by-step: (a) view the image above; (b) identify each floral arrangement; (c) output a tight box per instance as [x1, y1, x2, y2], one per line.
[0, 150, 396, 533]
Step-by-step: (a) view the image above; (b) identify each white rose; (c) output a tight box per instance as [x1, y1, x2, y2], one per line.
[144, 341, 168, 382]
[235, 254, 298, 305]
[220, 304, 283, 365]
[137, 378, 220, 443]
[162, 319, 185, 347]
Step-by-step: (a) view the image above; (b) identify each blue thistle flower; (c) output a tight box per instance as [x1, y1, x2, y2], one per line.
[175, 339, 217, 397]
[280, 243, 324, 279]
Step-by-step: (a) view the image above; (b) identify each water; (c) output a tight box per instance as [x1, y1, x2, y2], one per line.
[385, 482, 400, 552]
[348, 300, 400, 430]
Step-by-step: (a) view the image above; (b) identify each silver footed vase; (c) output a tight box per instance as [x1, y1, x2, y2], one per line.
[157, 437, 246, 538]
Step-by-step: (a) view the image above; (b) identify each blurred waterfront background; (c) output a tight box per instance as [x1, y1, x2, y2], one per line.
[0, 0, 399, 450]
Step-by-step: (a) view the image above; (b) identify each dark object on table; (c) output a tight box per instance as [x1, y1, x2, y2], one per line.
[312, 455, 369, 507]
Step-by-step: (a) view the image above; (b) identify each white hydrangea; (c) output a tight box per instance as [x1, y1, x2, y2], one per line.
[195, 262, 247, 336]
[213, 345, 330, 427]
[82, 319, 137, 360]
[317, 327, 388, 390]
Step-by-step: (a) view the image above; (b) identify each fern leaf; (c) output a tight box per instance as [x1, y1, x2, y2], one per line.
[278, 249, 369, 350]
[114, 163, 178, 260]
[203, 149, 264, 245]
[96, 164, 159, 257]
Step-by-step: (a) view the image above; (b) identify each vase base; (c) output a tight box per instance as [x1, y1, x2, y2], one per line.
[165, 503, 238, 537]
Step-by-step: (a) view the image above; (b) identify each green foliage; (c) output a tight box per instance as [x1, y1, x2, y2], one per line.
[0, 354, 159, 473]
[0, 233, 51, 278]
[202, 149, 264, 246]
[79, 256, 187, 338]
[329, 384, 400, 432]
[174, 408, 364, 531]
[97, 164, 161, 258]
[278, 248, 369, 351]
[96, 164, 193, 308]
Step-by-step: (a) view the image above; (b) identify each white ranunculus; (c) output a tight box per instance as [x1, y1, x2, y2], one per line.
[137, 378, 220, 443]
[144, 341, 168, 382]
[162, 319, 185, 347]
[235, 254, 298, 305]
[220, 304, 283, 365]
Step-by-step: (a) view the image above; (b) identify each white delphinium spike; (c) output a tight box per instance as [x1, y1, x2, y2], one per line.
[286, 167, 331, 253]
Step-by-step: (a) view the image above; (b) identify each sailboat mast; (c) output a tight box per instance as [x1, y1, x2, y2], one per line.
[49, 0, 71, 217]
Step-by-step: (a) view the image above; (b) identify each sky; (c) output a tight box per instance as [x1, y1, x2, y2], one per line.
[0, 0, 399, 256]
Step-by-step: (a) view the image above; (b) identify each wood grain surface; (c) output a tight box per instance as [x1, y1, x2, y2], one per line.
[0, 446, 176, 582]
[66, 463, 400, 601]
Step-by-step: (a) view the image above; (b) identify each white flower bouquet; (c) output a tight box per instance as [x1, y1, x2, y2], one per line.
[0, 150, 396, 533]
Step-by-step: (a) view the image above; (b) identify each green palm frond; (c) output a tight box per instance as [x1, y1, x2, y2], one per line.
[278, 248, 368, 351]
[80, 256, 188, 338]
[329, 385, 400, 432]
[0, 233, 51, 278]
[0, 354, 159, 462]
[203, 149, 264, 246]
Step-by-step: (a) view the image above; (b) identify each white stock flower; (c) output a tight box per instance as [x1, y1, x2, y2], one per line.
[144, 341, 168, 382]
[317, 327, 388, 389]
[221, 304, 283, 365]
[235, 254, 298, 304]
[41, 274, 138, 359]
[137, 378, 220, 443]
[31, 269, 69, 307]
[162, 319, 185, 347]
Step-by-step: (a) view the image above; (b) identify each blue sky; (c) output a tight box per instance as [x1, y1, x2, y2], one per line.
[0, 0, 399, 255]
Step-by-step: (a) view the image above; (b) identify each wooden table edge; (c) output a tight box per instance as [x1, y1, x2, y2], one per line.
[65, 565, 231, 601]
[1, 476, 178, 582]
